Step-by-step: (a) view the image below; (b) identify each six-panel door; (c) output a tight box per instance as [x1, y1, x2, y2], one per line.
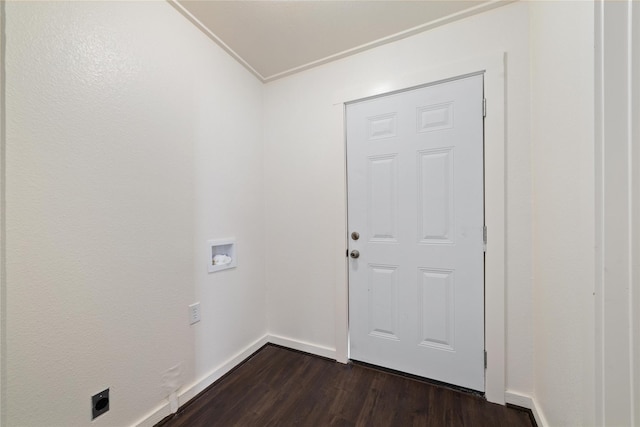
[347, 74, 485, 392]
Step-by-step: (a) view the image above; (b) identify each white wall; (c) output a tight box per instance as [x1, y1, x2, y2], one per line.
[4, 2, 265, 426]
[263, 1, 534, 397]
[530, 1, 595, 426]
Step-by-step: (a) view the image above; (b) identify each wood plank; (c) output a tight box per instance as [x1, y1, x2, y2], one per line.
[157, 345, 535, 427]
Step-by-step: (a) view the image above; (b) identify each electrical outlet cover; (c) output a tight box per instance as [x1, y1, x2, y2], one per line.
[189, 302, 201, 325]
[91, 388, 109, 420]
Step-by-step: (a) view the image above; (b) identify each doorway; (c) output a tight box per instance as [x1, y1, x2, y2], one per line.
[346, 74, 485, 391]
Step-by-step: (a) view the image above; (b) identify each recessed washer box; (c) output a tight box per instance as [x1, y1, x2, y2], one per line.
[207, 238, 237, 273]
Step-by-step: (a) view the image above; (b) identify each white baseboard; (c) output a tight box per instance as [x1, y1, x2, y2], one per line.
[267, 334, 336, 360]
[133, 334, 335, 427]
[505, 391, 548, 427]
[134, 334, 270, 427]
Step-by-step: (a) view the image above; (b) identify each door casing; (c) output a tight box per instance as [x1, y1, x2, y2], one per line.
[332, 53, 506, 404]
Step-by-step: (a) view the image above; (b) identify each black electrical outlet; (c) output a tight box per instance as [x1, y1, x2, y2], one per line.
[91, 388, 109, 420]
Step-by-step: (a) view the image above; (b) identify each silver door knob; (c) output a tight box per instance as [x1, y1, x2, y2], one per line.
[351, 231, 360, 241]
[350, 250, 360, 259]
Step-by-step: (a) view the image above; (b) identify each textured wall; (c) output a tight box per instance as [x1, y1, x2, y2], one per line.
[530, 1, 595, 426]
[5, 2, 265, 426]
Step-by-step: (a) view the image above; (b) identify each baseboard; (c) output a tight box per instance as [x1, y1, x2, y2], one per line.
[505, 391, 548, 427]
[134, 334, 270, 427]
[133, 334, 335, 426]
[266, 334, 336, 360]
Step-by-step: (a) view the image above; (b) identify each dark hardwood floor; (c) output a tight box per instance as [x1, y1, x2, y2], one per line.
[157, 344, 535, 427]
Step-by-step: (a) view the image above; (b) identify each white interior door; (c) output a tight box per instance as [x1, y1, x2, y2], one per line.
[347, 74, 485, 392]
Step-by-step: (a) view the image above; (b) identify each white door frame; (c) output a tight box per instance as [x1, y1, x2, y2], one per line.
[332, 52, 506, 404]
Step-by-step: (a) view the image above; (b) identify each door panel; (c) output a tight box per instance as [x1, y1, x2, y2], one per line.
[418, 268, 455, 351]
[347, 74, 485, 392]
[418, 148, 454, 243]
[368, 155, 398, 241]
[368, 264, 399, 340]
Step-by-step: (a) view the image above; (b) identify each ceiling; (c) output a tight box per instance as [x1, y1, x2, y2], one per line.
[171, 0, 507, 82]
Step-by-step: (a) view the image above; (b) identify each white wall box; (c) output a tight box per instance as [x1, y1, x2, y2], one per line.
[207, 239, 237, 273]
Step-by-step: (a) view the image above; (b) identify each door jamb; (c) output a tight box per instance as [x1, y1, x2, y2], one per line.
[333, 53, 506, 405]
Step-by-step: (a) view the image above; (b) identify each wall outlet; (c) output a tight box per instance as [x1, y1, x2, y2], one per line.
[189, 302, 201, 325]
[91, 388, 109, 420]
